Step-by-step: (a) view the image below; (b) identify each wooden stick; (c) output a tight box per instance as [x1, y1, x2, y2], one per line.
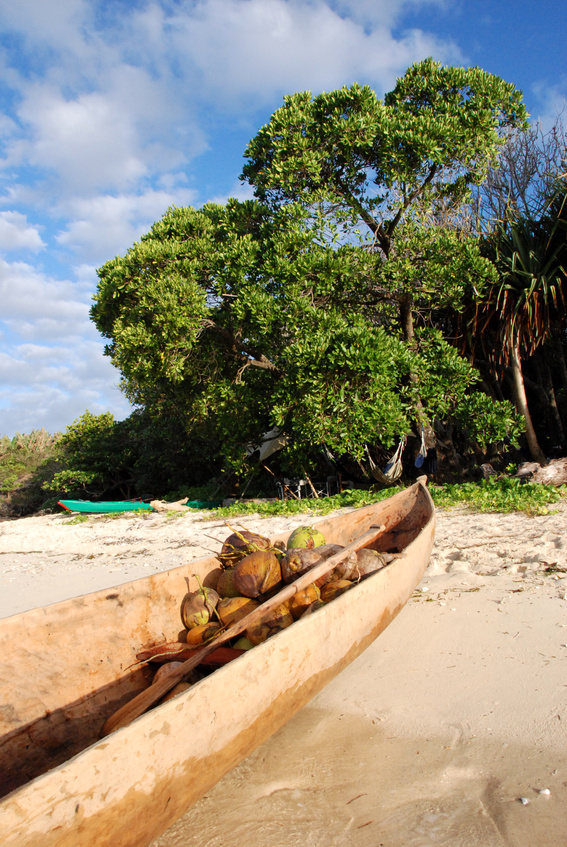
[262, 464, 300, 500]
[302, 470, 319, 499]
[101, 523, 386, 737]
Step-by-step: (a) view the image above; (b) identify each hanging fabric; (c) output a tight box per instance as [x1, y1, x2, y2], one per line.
[414, 427, 427, 469]
[366, 437, 406, 485]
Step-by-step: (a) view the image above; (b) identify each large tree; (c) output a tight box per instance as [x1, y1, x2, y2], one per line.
[241, 60, 528, 438]
[91, 60, 528, 478]
[91, 197, 519, 477]
[242, 58, 527, 318]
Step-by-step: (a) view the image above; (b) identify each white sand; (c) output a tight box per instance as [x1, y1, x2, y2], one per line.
[1, 499, 567, 845]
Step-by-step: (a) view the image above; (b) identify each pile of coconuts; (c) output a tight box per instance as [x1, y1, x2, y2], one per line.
[179, 524, 395, 652]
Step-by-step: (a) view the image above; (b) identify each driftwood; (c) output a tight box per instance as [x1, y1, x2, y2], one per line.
[149, 497, 189, 512]
[515, 457, 567, 486]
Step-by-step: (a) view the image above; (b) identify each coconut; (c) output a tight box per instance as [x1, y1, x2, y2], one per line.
[286, 525, 326, 550]
[218, 529, 272, 569]
[320, 579, 353, 603]
[184, 622, 222, 647]
[161, 682, 192, 702]
[233, 550, 282, 598]
[288, 584, 321, 619]
[232, 636, 254, 650]
[151, 661, 184, 686]
[300, 599, 326, 618]
[333, 548, 390, 581]
[281, 544, 344, 584]
[217, 596, 259, 626]
[356, 548, 388, 576]
[180, 577, 219, 629]
[245, 603, 293, 645]
[216, 568, 241, 598]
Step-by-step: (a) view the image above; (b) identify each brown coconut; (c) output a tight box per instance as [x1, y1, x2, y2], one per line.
[218, 530, 272, 569]
[161, 681, 192, 703]
[216, 568, 241, 598]
[288, 584, 321, 619]
[233, 549, 282, 598]
[245, 603, 293, 645]
[281, 544, 346, 585]
[300, 599, 326, 618]
[320, 579, 353, 603]
[334, 548, 390, 581]
[217, 596, 259, 626]
[185, 622, 222, 647]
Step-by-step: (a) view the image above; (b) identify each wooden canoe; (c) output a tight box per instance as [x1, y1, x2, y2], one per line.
[0, 479, 435, 847]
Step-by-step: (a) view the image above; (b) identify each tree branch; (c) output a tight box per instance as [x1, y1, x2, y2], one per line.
[387, 163, 438, 235]
[201, 320, 281, 374]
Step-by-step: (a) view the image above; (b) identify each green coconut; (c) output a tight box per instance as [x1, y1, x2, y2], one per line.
[286, 525, 326, 550]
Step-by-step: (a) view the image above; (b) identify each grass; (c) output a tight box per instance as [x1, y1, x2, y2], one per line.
[213, 476, 566, 520]
[429, 476, 565, 516]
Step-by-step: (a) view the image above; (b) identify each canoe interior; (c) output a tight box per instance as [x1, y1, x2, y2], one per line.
[0, 481, 433, 806]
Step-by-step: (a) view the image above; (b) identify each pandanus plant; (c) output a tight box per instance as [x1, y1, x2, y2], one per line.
[474, 188, 567, 463]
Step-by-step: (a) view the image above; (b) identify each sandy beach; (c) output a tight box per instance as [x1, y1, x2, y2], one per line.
[1, 497, 567, 845]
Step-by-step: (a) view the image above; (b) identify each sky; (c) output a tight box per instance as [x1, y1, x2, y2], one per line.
[0, 0, 565, 438]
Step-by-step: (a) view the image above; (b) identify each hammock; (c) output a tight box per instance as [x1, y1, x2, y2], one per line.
[366, 437, 406, 485]
[414, 427, 427, 469]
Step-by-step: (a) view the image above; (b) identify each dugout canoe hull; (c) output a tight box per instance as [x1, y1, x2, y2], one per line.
[0, 479, 435, 847]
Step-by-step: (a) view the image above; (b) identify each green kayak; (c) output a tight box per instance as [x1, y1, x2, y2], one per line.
[58, 500, 153, 514]
[58, 499, 222, 514]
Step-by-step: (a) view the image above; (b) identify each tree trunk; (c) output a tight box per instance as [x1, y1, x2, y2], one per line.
[510, 344, 547, 464]
[536, 348, 565, 445]
[399, 294, 436, 449]
[547, 335, 567, 394]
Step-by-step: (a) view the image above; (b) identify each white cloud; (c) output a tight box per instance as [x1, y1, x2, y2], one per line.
[0, 0, 89, 54]
[0, 0, 465, 439]
[0, 346, 131, 437]
[207, 180, 256, 206]
[0, 258, 90, 340]
[0, 211, 45, 251]
[530, 79, 567, 134]
[167, 0, 462, 106]
[55, 187, 198, 263]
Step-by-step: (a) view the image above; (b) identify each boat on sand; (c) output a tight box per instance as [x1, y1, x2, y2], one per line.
[57, 499, 222, 514]
[0, 478, 435, 847]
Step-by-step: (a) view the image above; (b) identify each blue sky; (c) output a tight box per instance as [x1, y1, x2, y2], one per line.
[0, 0, 565, 437]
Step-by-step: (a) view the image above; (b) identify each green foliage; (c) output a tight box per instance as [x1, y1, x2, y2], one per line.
[216, 485, 402, 519]
[215, 477, 564, 520]
[430, 476, 565, 516]
[242, 59, 528, 250]
[87, 60, 530, 483]
[479, 194, 567, 364]
[0, 429, 61, 516]
[42, 408, 225, 501]
[451, 392, 524, 449]
[46, 411, 133, 495]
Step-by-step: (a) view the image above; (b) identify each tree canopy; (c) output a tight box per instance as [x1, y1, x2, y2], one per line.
[91, 60, 528, 479]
